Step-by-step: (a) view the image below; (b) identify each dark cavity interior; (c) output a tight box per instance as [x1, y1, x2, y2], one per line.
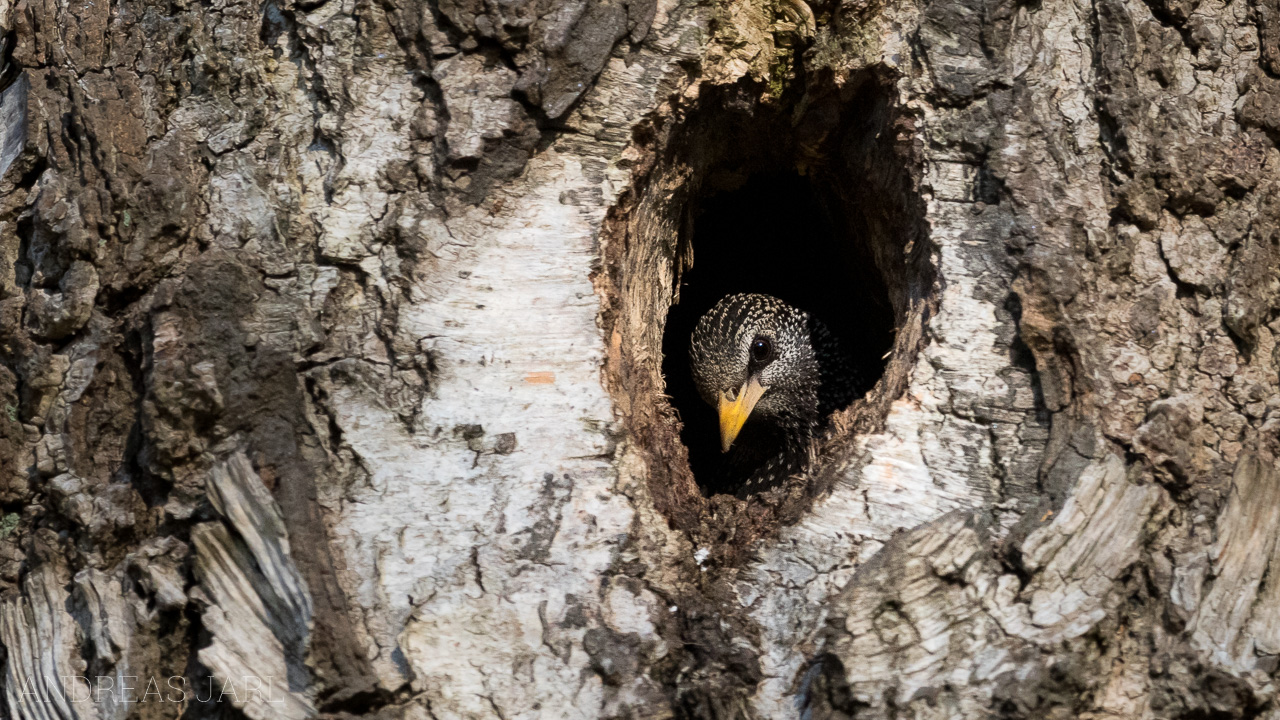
[662, 171, 895, 497]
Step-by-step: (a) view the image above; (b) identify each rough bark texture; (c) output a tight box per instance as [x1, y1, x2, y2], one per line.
[1, 0, 1279, 716]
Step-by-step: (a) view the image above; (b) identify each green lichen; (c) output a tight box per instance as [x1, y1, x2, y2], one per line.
[807, 12, 884, 74]
[767, 47, 795, 98]
[0, 513, 19, 539]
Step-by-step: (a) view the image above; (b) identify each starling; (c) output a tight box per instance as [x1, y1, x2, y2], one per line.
[689, 293, 860, 497]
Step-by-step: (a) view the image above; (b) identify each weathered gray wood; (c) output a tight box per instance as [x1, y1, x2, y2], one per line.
[192, 452, 314, 720]
[1, 566, 95, 720]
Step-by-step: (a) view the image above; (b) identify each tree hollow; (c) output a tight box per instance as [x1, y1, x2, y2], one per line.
[602, 73, 934, 553]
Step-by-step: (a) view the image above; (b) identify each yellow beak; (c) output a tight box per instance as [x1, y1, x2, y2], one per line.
[717, 377, 768, 452]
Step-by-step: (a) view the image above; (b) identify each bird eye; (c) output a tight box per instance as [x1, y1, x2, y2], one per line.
[750, 336, 772, 362]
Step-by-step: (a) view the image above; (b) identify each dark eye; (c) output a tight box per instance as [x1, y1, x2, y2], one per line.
[750, 335, 772, 362]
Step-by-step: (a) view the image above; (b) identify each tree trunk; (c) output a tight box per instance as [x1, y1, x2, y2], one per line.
[2, 0, 1279, 716]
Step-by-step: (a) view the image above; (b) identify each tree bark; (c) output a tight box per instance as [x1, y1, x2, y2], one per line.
[2, 0, 1279, 716]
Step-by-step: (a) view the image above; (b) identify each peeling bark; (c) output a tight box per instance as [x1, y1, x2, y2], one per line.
[2, 0, 1280, 716]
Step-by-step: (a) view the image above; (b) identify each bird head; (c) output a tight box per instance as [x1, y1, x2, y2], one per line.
[689, 294, 823, 452]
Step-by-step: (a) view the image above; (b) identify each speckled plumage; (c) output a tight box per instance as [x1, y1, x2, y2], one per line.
[689, 293, 860, 497]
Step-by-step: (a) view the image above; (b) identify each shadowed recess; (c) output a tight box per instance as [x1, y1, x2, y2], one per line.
[662, 171, 895, 497]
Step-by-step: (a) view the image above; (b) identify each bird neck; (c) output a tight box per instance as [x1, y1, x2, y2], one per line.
[716, 414, 818, 497]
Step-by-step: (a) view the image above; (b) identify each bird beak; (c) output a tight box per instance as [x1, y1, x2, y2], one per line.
[717, 377, 767, 452]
